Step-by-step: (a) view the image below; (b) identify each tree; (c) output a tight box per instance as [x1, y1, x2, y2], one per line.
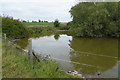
[23, 20, 27, 22]
[54, 19, 60, 27]
[69, 2, 119, 37]
[38, 20, 41, 22]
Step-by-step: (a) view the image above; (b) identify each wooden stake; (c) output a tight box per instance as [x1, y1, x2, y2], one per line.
[4, 34, 6, 43]
[28, 39, 33, 63]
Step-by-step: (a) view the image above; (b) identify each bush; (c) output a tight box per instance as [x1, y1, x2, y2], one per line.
[2, 16, 29, 39]
[59, 26, 70, 30]
[28, 27, 43, 33]
[67, 21, 73, 26]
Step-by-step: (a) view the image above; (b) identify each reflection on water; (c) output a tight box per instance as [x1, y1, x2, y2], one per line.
[69, 38, 118, 74]
[15, 32, 119, 78]
[54, 34, 60, 40]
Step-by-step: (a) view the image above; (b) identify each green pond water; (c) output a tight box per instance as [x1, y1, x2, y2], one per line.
[15, 31, 119, 78]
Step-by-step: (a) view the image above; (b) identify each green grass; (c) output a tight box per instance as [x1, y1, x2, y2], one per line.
[23, 22, 54, 26]
[2, 41, 74, 78]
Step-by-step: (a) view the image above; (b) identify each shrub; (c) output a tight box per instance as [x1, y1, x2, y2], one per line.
[28, 27, 43, 33]
[2, 16, 29, 39]
[59, 26, 70, 30]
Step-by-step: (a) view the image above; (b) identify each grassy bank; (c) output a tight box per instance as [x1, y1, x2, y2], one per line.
[2, 40, 74, 78]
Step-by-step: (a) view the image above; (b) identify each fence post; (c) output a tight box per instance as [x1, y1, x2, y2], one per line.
[28, 38, 33, 64]
[4, 34, 6, 43]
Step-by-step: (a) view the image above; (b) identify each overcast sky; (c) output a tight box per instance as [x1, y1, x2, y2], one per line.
[0, 0, 78, 22]
[0, 0, 119, 22]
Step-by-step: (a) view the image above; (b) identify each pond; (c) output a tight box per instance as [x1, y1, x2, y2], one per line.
[15, 31, 119, 78]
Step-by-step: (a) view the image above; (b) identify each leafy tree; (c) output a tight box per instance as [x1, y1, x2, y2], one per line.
[70, 2, 120, 37]
[54, 19, 60, 27]
[38, 20, 41, 22]
[23, 20, 27, 22]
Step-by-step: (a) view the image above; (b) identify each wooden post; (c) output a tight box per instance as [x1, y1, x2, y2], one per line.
[28, 39, 33, 63]
[4, 34, 6, 43]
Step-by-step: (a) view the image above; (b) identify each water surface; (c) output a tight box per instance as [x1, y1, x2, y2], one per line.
[15, 32, 119, 78]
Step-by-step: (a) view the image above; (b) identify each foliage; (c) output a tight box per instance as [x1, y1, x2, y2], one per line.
[2, 41, 74, 78]
[2, 16, 29, 39]
[2, 16, 56, 39]
[59, 26, 70, 30]
[67, 21, 73, 26]
[70, 2, 120, 37]
[57, 22, 70, 30]
[23, 20, 27, 22]
[28, 27, 43, 33]
[54, 19, 60, 27]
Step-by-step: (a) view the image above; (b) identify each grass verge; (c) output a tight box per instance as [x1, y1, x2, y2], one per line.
[2, 40, 74, 78]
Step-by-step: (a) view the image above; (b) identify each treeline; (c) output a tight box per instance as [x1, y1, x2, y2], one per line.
[70, 2, 120, 37]
[23, 20, 48, 23]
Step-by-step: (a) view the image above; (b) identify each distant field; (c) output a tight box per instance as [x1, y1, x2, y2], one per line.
[23, 22, 67, 28]
[23, 22, 54, 26]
